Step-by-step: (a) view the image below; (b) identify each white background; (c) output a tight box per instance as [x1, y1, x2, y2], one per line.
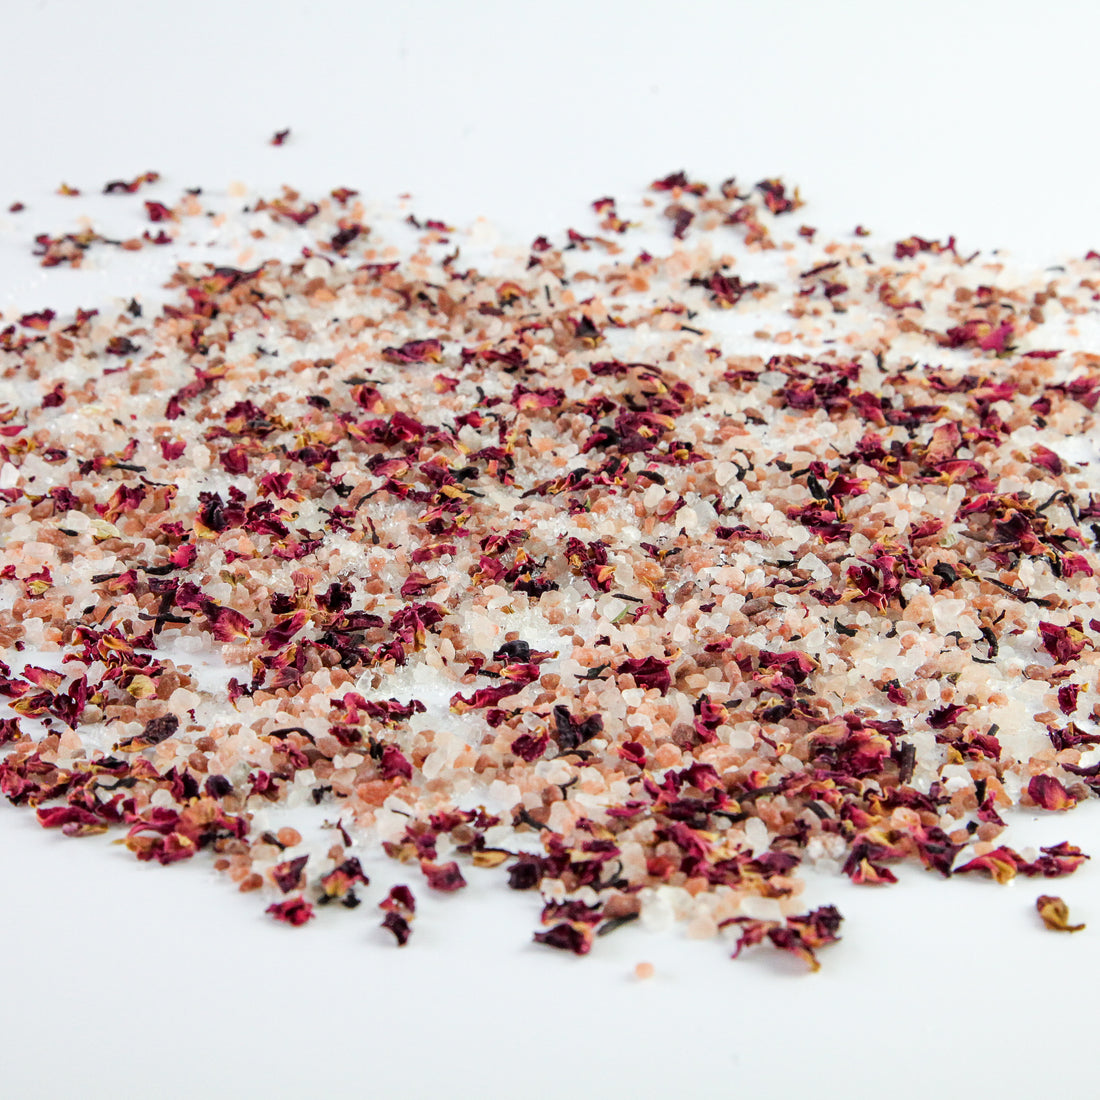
[2, 2, 1100, 1097]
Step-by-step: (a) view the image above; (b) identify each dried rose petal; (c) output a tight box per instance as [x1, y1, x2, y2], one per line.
[1028, 775, 1078, 811]
[533, 922, 593, 955]
[318, 858, 369, 905]
[266, 896, 314, 926]
[381, 911, 411, 945]
[420, 861, 466, 892]
[1036, 894, 1085, 932]
[379, 885, 416, 916]
[272, 855, 309, 894]
[116, 714, 179, 752]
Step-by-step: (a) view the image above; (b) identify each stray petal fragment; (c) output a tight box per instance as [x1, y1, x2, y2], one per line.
[266, 896, 314, 926]
[379, 885, 416, 944]
[724, 905, 844, 972]
[1036, 895, 1085, 932]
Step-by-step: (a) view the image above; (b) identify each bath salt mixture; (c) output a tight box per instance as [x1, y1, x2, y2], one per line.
[1, 170, 1099, 969]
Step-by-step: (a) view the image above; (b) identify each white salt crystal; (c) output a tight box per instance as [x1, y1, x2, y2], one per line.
[739, 895, 784, 921]
[798, 552, 830, 581]
[534, 759, 573, 785]
[931, 598, 967, 634]
[715, 461, 737, 487]
[60, 510, 90, 532]
[726, 724, 757, 751]
[639, 888, 675, 933]
[488, 779, 521, 806]
[744, 815, 769, 855]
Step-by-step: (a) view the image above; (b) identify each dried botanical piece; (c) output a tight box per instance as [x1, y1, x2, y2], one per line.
[266, 896, 314, 926]
[379, 884, 416, 944]
[1036, 894, 1085, 932]
[2, 167, 1100, 970]
[725, 905, 843, 972]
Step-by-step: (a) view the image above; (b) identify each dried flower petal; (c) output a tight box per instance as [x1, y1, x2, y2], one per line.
[1036, 894, 1085, 932]
[266, 896, 314, 926]
[381, 911, 412, 945]
[420, 860, 466, 892]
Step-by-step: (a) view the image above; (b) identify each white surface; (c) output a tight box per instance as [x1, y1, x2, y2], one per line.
[2, 3, 1100, 1098]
